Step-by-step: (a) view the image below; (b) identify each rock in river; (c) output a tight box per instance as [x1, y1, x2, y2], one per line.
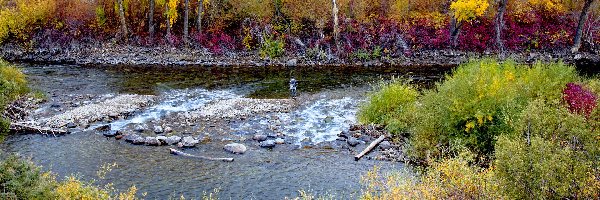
[178, 136, 199, 148]
[274, 138, 285, 144]
[259, 140, 276, 148]
[224, 143, 247, 154]
[153, 126, 164, 134]
[145, 137, 161, 146]
[66, 122, 77, 128]
[95, 124, 111, 131]
[347, 137, 360, 147]
[253, 134, 268, 141]
[165, 136, 182, 145]
[124, 134, 146, 145]
[103, 130, 121, 137]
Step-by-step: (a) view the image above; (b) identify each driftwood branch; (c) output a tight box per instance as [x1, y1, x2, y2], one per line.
[355, 135, 386, 161]
[169, 148, 234, 162]
[9, 122, 68, 136]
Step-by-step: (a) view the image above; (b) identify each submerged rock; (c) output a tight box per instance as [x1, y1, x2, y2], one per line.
[103, 130, 121, 137]
[259, 140, 276, 148]
[66, 122, 77, 128]
[224, 143, 247, 154]
[134, 124, 146, 132]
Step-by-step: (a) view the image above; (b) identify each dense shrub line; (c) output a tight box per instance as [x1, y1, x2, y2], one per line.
[359, 59, 600, 199]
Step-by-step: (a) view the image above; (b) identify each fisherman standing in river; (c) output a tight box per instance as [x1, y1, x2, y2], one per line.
[289, 77, 298, 99]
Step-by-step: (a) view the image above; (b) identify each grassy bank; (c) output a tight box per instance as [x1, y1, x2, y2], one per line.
[359, 59, 600, 199]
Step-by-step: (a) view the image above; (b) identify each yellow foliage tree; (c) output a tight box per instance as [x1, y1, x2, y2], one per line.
[450, 0, 489, 23]
[0, 0, 55, 44]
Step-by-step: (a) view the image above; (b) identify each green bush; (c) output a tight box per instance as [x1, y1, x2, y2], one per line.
[405, 59, 577, 161]
[259, 35, 285, 59]
[494, 99, 600, 199]
[0, 60, 29, 141]
[358, 82, 418, 134]
[0, 60, 29, 107]
[0, 155, 57, 199]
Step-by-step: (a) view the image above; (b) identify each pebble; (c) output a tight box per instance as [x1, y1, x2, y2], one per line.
[224, 143, 247, 154]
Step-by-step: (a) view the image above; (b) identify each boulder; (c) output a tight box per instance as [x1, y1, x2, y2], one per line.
[224, 143, 247, 154]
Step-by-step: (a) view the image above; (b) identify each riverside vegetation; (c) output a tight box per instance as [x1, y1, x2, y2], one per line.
[358, 59, 600, 199]
[0, 61, 143, 199]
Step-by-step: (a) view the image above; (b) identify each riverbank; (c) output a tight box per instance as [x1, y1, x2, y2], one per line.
[2, 43, 599, 68]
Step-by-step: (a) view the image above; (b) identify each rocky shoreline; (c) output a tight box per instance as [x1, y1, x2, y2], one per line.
[2, 43, 599, 69]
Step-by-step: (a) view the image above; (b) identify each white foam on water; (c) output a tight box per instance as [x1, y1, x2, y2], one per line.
[109, 88, 240, 130]
[277, 97, 359, 144]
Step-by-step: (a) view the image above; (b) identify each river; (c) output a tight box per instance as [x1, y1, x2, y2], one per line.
[0, 63, 448, 199]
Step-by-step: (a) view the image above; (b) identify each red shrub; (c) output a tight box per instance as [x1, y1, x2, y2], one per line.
[563, 83, 598, 118]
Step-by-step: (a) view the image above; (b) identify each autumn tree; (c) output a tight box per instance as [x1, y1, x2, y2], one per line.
[495, 0, 508, 54]
[449, 0, 489, 47]
[572, 0, 596, 53]
[184, 0, 190, 43]
[149, 0, 155, 42]
[117, 0, 128, 41]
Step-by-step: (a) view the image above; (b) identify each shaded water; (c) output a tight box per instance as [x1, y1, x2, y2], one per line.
[1, 63, 449, 199]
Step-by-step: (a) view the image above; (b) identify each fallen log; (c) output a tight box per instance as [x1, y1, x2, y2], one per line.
[169, 148, 234, 162]
[9, 122, 69, 136]
[355, 135, 386, 161]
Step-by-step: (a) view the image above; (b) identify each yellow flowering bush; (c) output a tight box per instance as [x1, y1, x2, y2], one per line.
[449, 0, 489, 23]
[0, 0, 54, 44]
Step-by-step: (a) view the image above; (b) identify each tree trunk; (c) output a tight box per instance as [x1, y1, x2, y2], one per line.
[449, 18, 461, 48]
[495, 0, 507, 54]
[149, 0, 155, 43]
[117, 0, 128, 41]
[332, 0, 340, 55]
[197, 0, 203, 33]
[184, 0, 190, 43]
[572, 0, 594, 53]
[166, 2, 172, 43]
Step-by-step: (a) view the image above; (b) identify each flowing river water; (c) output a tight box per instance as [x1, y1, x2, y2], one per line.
[0, 63, 449, 199]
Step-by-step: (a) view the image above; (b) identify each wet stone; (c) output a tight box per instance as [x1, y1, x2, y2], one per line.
[103, 130, 121, 137]
[224, 143, 247, 154]
[153, 126, 164, 134]
[347, 137, 360, 147]
[134, 125, 146, 132]
[178, 136, 199, 148]
[66, 122, 77, 128]
[145, 137, 161, 146]
[253, 134, 268, 141]
[165, 136, 181, 145]
[274, 138, 285, 144]
[379, 141, 392, 150]
[259, 140, 276, 148]
[95, 124, 111, 131]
